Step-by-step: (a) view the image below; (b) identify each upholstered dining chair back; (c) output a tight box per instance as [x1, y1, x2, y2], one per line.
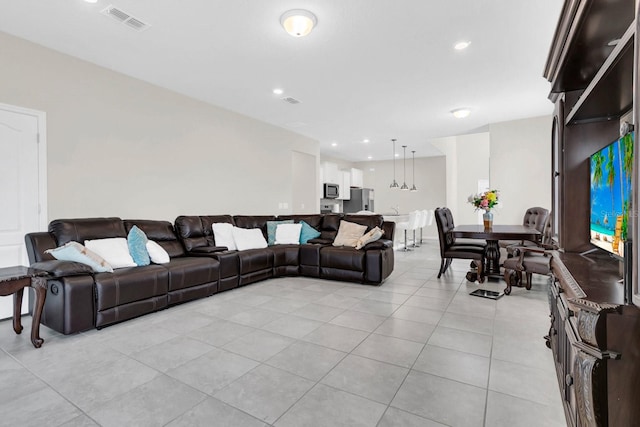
[434, 207, 456, 256]
[522, 207, 549, 233]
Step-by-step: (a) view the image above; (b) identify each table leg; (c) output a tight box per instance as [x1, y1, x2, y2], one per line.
[30, 277, 47, 348]
[13, 288, 24, 335]
[485, 240, 501, 275]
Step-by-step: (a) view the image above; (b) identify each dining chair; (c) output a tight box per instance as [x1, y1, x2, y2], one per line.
[502, 215, 557, 294]
[434, 207, 485, 281]
[500, 206, 549, 248]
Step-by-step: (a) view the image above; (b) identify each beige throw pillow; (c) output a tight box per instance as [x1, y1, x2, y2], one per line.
[333, 220, 368, 247]
[355, 226, 384, 250]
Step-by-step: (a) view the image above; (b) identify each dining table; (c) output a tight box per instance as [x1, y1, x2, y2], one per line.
[451, 224, 542, 277]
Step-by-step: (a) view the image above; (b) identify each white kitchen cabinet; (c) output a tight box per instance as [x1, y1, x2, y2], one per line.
[350, 168, 364, 188]
[338, 171, 351, 200]
[321, 162, 340, 185]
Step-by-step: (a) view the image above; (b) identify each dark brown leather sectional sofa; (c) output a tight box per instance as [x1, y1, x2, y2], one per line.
[25, 214, 395, 335]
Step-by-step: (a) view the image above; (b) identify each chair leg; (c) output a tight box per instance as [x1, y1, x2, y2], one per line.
[420, 228, 423, 244]
[403, 230, 412, 251]
[412, 230, 419, 247]
[438, 258, 446, 278]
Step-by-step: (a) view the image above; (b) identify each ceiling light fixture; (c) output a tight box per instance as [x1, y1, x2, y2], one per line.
[410, 151, 418, 192]
[454, 41, 471, 50]
[451, 108, 471, 118]
[84, 0, 98, 3]
[390, 139, 400, 189]
[400, 145, 409, 190]
[272, 88, 283, 95]
[363, 139, 370, 143]
[367, 156, 373, 160]
[331, 142, 338, 147]
[280, 9, 317, 37]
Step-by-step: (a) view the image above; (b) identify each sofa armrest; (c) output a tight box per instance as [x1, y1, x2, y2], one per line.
[30, 260, 94, 278]
[361, 239, 393, 250]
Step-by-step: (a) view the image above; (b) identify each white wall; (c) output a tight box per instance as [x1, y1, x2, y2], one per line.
[0, 31, 319, 221]
[358, 156, 447, 238]
[490, 116, 552, 224]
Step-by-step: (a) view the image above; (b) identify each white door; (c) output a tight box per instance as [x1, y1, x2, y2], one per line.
[0, 104, 47, 318]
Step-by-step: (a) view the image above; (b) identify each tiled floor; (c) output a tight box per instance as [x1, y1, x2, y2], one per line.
[0, 241, 567, 426]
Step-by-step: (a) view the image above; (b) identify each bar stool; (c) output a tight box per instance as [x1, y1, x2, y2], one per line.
[396, 210, 419, 251]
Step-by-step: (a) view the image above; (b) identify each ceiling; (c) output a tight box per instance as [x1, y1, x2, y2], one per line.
[0, 0, 564, 161]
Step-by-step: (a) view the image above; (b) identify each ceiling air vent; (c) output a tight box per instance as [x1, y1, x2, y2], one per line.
[282, 97, 301, 105]
[101, 5, 151, 32]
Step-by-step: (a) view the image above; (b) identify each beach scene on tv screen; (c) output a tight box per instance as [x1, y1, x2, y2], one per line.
[590, 133, 633, 257]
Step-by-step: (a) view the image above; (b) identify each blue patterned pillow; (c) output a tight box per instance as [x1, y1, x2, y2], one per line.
[127, 226, 150, 266]
[45, 241, 113, 273]
[266, 220, 293, 245]
[299, 220, 321, 244]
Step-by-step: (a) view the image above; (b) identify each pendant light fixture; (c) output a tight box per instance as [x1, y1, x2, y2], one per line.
[410, 150, 418, 192]
[390, 139, 400, 189]
[400, 145, 409, 190]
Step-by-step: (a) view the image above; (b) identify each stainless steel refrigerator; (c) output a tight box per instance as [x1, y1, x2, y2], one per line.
[343, 188, 375, 213]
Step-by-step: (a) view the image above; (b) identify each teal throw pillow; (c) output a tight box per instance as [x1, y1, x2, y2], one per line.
[266, 220, 293, 245]
[299, 220, 321, 244]
[127, 226, 150, 266]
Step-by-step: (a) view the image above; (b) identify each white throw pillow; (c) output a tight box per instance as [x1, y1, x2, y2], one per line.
[333, 220, 368, 247]
[232, 227, 268, 251]
[355, 226, 384, 250]
[146, 240, 170, 264]
[212, 223, 237, 250]
[84, 238, 137, 269]
[45, 241, 113, 273]
[275, 223, 302, 245]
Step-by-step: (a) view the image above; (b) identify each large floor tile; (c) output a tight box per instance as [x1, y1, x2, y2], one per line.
[261, 314, 323, 339]
[485, 391, 567, 427]
[350, 299, 400, 316]
[329, 310, 387, 332]
[227, 307, 284, 327]
[492, 334, 555, 372]
[214, 364, 314, 424]
[438, 312, 494, 335]
[378, 407, 447, 427]
[374, 317, 436, 343]
[166, 397, 268, 427]
[0, 386, 81, 427]
[352, 333, 423, 368]
[88, 375, 206, 427]
[321, 354, 408, 404]
[315, 293, 361, 309]
[391, 370, 486, 427]
[391, 305, 444, 325]
[223, 329, 295, 362]
[258, 297, 310, 314]
[275, 384, 386, 427]
[301, 323, 369, 352]
[365, 290, 411, 304]
[266, 341, 346, 381]
[130, 335, 215, 372]
[291, 302, 345, 322]
[489, 358, 561, 406]
[166, 347, 259, 395]
[428, 326, 492, 357]
[413, 345, 490, 388]
[404, 295, 451, 311]
[187, 319, 256, 347]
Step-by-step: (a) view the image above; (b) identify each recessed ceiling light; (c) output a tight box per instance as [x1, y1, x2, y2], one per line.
[395, 153, 399, 157]
[369, 168, 375, 172]
[272, 88, 283, 95]
[363, 139, 370, 143]
[451, 108, 471, 118]
[454, 41, 471, 50]
[85, 0, 98, 3]
[367, 156, 373, 160]
[331, 142, 338, 147]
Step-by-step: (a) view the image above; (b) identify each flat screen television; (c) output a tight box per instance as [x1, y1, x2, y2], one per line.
[590, 132, 634, 258]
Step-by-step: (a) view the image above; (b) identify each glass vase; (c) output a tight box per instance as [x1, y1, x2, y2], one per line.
[483, 211, 493, 230]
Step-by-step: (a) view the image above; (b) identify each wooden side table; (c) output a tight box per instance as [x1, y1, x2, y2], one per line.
[0, 266, 49, 348]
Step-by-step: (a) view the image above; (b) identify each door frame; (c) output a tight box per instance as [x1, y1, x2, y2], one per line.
[0, 102, 48, 233]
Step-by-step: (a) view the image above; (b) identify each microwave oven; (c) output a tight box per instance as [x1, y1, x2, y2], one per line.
[324, 183, 339, 199]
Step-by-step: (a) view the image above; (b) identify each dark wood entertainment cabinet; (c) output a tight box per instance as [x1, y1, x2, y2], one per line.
[545, 1, 640, 425]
